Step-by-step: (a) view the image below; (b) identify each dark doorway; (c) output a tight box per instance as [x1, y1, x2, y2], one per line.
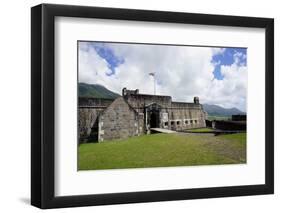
[146, 103, 162, 130]
[150, 111, 159, 128]
[88, 120, 99, 142]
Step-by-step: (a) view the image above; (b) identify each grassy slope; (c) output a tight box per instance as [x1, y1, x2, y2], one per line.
[207, 115, 231, 121]
[185, 128, 215, 133]
[78, 133, 246, 170]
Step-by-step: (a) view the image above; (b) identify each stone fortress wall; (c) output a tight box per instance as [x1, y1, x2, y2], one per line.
[98, 97, 144, 142]
[79, 97, 114, 142]
[123, 88, 206, 132]
[79, 88, 207, 143]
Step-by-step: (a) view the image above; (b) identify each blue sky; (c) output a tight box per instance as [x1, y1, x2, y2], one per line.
[93, 43, 125, 76]
[81, 42, 246, 82]
[79, 42, 247, 111]
[212, 48, 247, 80]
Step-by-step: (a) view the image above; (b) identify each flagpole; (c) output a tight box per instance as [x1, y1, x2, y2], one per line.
[154, 76, 156, 95]
[149, 72, 156, 95]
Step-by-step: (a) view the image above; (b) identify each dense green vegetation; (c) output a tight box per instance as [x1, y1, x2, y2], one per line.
[79, 82, 120, 99]
[78, 133, 246, 170]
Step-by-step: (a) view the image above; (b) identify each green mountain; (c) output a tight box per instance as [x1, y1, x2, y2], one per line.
[79, 83, 120, 99]
[203, 104, 245, 117]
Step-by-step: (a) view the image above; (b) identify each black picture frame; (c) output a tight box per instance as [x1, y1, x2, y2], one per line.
[31, 3, 274, 209]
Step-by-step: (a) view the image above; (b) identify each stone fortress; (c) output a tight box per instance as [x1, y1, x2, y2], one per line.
[79, 88, 207, 143]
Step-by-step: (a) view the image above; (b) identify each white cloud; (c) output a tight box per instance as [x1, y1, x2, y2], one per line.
[79, 43, 247, 112]
[212, 47, 226, 55]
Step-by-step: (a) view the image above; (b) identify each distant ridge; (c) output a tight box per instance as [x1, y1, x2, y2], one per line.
[203, 104, 245, 117]
[79, 83, 120, 99]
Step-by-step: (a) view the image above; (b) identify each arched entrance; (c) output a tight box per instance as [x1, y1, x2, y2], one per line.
[146, 103, 162, 129]
[150, 110, 159, 128]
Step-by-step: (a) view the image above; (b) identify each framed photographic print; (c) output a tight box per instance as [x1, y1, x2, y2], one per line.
[31, 4, 274, 209]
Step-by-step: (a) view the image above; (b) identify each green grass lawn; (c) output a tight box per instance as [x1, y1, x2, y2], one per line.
[185, 127, 215, 133]
[78, 133, 246, 170]
[207, 115, 231, 121]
